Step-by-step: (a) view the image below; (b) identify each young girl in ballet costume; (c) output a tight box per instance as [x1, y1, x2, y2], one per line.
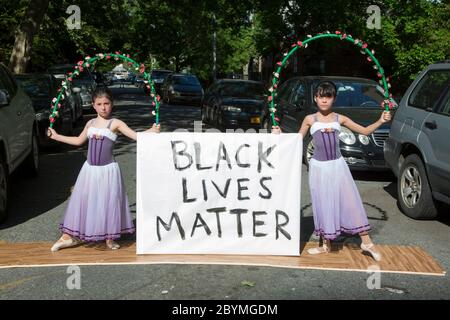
[273, 81, 391, 261]
[48, 87, 160, 251]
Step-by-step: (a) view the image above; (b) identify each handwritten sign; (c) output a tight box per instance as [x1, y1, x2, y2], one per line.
[137, 132, 302, 255]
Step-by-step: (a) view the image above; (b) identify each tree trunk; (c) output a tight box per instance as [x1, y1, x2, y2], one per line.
[8, 0, 50, 74]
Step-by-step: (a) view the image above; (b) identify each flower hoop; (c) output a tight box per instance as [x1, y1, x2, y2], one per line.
[49, 52, 160, 127]
[268, 31, 395, 126]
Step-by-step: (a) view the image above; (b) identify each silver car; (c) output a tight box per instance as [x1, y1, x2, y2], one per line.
[384, 61, 450, 219]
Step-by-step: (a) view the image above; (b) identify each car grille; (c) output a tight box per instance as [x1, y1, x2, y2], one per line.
[371, 130, 389, 147]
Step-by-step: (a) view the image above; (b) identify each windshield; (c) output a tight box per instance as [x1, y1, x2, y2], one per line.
[220, 82, 266, 98]
[173, 75, 201, 86]
[312, 80, 386, 108]
[16, 77, 51, 98]
[151, 70, 171, 80]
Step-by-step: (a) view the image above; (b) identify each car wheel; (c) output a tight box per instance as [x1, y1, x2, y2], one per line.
[23, 130, 39, 178]
[0, 153, 9, 223]
[397, 154, 437, 219]
[303, 135, 314, 170]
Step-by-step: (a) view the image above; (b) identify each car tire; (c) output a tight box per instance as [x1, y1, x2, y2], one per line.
[22, 130, 39, 178]
[397, 154, 437, 219]
[0, 153, 9, 223]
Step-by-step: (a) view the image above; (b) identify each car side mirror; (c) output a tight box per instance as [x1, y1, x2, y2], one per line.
[72, 87, 81, 93]
[0, 89, 10, 106]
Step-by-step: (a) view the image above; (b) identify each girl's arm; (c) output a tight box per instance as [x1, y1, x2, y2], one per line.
[114, 120, 161, 141]
[47, 121, 90, 146]
[298, 115, 313, 138]
[340, 111, 391, 136]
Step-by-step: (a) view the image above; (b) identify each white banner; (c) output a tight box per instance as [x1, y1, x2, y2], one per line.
[137, 132, 302, 255]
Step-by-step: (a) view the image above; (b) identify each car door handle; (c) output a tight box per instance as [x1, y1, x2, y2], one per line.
[425, 121, 437, 130]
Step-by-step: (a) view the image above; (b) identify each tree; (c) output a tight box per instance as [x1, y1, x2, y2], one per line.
[8, 0, 49, 73]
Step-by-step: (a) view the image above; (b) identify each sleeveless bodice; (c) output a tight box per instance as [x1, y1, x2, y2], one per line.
[86, 120, 117, 166]
[310, 114, 342, 162]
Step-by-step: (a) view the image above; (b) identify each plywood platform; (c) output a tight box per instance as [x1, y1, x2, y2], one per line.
[0, 241, 445, 276]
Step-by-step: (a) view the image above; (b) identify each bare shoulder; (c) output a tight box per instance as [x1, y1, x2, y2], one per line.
[336, 113, 348, 124]
[303, 114, 315, 125]
[109, 118, 125, 132]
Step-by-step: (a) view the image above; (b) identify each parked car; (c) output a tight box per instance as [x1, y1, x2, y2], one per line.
[48, 64, 96, 114]
[15, 73, 75, 146]
[384, 61, 450, 219]
[202, 79, 266, 129]
[162, 73, 203, 106]
[0, 63, 39, 223]
[92, 71, 107, 87]
[150, 69, 172, 95]
[263, 76, 397, 170]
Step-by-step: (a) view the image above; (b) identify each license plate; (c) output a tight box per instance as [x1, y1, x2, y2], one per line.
[250, 117, 260, 124]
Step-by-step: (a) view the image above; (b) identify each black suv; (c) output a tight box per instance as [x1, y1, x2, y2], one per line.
[263, 76, 396, 171]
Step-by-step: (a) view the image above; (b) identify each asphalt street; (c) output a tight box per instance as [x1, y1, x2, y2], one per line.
[0, 84, 449, 300]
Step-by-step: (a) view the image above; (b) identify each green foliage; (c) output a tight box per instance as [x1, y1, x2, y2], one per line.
[1, 0, 448, 90]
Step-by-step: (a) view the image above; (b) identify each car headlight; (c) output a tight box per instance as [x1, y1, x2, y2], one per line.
[222, 105, 241, 112]
[358, 134, 370, 145]
[339, 127, 356, 145]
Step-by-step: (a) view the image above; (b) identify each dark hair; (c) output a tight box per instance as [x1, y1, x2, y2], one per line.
[92, 87, 114, 103]
[314, 81, 337, 98]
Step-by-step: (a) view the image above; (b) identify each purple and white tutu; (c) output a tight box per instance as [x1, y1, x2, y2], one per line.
[59, 124, 135, 241]
[308, 115, 371, 240]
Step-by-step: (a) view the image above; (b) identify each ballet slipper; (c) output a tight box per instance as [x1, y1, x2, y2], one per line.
[307, 242, 330, 255]
[361, 242, 382, 261]
[51, 237, 80, 252]
[106, 240, 120, 250]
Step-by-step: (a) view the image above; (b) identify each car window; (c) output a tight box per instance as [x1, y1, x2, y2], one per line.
[438, 89, 450, 116]
[291, 82, 306, 105]
[220, 82, 265, 98]
[408, 70, 450, 110]
[311, 80, 386, 108]
[0, 65, 16, 96]
[276, 79, 296, 104]
[173, 75, 200, 86]
[16, 77, 52, 98]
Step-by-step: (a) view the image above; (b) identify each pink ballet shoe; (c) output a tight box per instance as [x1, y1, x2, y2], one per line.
[51, 237, 80, 252]
[307, 242, 330, 255]
[361, 243, 382, 261]
[106, 240, 120, 250]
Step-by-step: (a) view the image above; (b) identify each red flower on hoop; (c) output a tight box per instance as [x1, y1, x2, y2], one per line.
[335, 31, 341, 35]
[139, 64, 145, 74]
[276, 61, 282, 66]
[49, 117, 55, 123]
[361, 43, 368, 49]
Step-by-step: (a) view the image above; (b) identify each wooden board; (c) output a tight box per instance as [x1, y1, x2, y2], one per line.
[0, 241, 445, 276]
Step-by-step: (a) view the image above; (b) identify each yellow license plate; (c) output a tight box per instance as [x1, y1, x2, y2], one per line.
[250, 117, 260, 124]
